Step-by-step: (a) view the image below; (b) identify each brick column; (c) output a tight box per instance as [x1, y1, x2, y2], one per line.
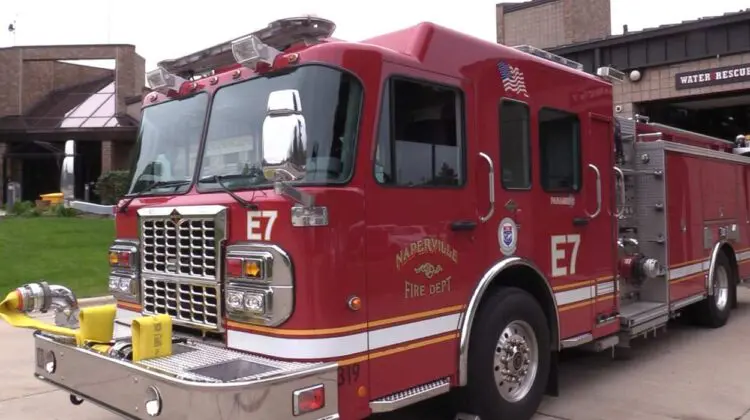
[101, 140, 113, 173]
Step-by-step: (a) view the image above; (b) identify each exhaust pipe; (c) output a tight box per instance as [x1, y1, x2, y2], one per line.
[13, 282, 80, 328]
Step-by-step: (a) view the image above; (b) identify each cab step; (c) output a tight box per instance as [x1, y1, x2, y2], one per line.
[369, 377, 451, 413]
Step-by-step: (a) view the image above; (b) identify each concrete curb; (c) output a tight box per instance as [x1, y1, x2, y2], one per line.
[78, 295, 116, 307]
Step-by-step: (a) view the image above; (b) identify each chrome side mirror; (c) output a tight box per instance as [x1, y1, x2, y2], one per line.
[261, 89, 307, 182]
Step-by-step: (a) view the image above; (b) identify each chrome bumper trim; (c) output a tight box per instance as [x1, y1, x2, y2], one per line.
[33, 332, 340, 420]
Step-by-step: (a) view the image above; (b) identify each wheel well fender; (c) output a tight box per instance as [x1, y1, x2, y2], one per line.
[708, 240, 738, 296]
[457, 257, 559, 387]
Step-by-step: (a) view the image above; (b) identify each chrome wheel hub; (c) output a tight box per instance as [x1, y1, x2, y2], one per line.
[494, 320, 539, 403]
[714, 266, 729, 311]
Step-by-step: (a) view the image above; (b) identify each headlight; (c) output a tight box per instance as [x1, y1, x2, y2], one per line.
[108, 239, 140, 303]
[224, 243, 293, 327]
[225, 287, 270, 319]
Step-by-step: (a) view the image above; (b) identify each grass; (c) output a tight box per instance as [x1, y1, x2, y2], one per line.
[0, 217, 115, 298]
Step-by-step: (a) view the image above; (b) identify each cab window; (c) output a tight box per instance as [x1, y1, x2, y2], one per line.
[539, 108, 581, 192]
[374, 78, 465, 187]
[499, 100, 531, 189]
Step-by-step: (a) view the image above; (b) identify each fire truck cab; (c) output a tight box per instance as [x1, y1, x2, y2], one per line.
[15, 15, 750, 420]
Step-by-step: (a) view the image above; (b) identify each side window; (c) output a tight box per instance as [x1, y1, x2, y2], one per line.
[499, 100, 531, 189]
[539, 108, 581, 192]
[374, 78, 464, 187]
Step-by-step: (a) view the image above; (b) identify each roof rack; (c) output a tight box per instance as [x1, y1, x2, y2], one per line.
[157, 16, 336, 78]
[513, 44, 584, 71]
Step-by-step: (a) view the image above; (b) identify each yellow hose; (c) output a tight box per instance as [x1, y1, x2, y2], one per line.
[0, 289, 171, 360]
[0, 290, 116, 347]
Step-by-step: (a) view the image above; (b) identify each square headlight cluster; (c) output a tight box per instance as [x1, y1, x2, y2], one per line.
[108, 240, 139, 303]
[224, 251, 274, 322]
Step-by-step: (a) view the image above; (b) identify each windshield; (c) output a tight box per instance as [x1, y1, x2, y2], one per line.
[126, 93, 209, 195]
[197, 64, 363, 190]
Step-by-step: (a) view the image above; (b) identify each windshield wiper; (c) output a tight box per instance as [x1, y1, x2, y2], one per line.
[118, 180, 191, 214]
[198, 174, 259, 210]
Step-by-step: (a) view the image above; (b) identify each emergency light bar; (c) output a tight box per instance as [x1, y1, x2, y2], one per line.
[513, 44, 584, 71]
[146, 67, 188, 94]
[156, 16, 336, 79]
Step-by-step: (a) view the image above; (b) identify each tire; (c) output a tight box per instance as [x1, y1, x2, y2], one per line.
[694, 251, 735, 328]
[463, 287, 551, 420]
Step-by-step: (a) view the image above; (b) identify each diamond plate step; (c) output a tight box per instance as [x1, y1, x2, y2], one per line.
[369, 377, 451, 413]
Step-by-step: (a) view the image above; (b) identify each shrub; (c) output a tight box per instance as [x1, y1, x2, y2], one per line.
[9, 200, 34, 216]
[95, 170, 131, 205]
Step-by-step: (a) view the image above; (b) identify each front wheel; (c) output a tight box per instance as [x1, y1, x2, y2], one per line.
[463, 287, 551, 420]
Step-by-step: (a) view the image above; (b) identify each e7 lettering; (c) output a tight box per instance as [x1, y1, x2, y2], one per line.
[551, 234, 581, 277]
[247, 210, 278, 241]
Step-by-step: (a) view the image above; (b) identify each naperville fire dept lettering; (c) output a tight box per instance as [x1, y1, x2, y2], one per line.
[398, 238, 457, 299]
[395, 238, 458, 270]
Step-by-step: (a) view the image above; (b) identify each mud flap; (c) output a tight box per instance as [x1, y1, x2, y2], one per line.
[544, 350, 559, 397]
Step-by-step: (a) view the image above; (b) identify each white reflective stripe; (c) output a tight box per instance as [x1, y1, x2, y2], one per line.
[596, 281, 615, 296]
[555, 286, 593, 306]
[228, 313, 462, 360]
[228, 329, 368, 359]
[368, 313, 461, 349]
[669, 260, 709, 280]
[554, 280, 616, 307]
[668, 250, 750, 280]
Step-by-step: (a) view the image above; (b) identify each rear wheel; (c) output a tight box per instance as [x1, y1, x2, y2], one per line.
[693, 251, 734, 328]
[463, 287, 550, 420]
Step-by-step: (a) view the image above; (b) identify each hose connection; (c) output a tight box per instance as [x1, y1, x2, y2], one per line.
[14, 282, 80, 328]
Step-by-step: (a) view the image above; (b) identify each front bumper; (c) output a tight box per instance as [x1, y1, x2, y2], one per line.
[33, 330, 340, 420]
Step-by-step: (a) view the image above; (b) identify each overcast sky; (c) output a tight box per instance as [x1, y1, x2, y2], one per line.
[1, 0, 748, 71]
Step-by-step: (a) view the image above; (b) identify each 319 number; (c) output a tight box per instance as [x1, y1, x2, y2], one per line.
[338, 364, 361, 386]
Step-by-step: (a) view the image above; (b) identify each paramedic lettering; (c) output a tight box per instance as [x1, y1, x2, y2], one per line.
[497, 61, 529, 97]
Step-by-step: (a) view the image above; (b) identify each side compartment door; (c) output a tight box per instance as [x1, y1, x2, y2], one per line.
[532, 109, 616, 340]
[365, 68, 483, 398]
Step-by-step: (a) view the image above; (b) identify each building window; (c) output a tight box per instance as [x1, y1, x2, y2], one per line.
[499, 100, 531, 189]
[539, 108, 581, 192]
[374, 78, 464, 187]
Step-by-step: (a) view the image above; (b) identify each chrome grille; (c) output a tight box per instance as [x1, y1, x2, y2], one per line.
[141, 217, 217, 279]
[142, 277, 220, 329]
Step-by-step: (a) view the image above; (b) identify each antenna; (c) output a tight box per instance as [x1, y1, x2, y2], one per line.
[7, 14, 17, 47]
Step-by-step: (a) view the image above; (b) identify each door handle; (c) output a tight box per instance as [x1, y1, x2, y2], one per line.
[585, 163, 602, 219]
[450, 220, 477, 231]
[478, 152, 495, 223]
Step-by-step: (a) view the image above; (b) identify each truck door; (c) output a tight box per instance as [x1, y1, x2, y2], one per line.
[364, 67, 483, 399]
[531, 109, 617, 339]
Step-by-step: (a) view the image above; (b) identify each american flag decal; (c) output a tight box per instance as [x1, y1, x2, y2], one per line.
[497, 61, 529, 97]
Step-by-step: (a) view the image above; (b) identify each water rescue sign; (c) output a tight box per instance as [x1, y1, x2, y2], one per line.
[675, 64, 750, 90]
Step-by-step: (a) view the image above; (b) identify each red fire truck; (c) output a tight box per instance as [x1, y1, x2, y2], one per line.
[12, 15, 750, 420]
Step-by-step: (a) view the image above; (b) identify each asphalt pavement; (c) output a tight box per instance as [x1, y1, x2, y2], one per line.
[3, 289, 750, 419]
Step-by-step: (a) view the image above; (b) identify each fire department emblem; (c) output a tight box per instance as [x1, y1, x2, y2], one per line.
[498, 217, 518, 256]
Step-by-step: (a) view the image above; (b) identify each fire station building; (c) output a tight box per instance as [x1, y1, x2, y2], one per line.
[497, 0, 750, 141]
[0, 45, 147, 203]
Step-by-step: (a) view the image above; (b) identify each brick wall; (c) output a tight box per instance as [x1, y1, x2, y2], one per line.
[0, 45, 145, 118]
[613, 52, 750, 116]
[498, 1, 565, 48]
[0, 49, 22, 117]
[21, 61, 112, 115]
[497, 0, 611, 48]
